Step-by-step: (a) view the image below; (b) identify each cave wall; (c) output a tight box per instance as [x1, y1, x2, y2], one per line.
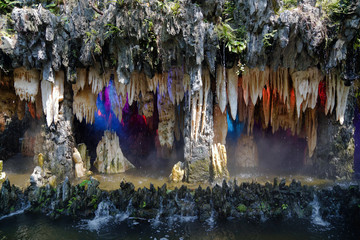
[0, 0, 359, 181]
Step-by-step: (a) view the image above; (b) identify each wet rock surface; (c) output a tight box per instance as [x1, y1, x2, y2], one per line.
[0, 178, 359, 229]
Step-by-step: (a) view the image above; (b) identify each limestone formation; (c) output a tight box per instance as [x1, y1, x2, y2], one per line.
[157, 92, 175, 148]
[211, 143, 229, 180]
[73, 148, 86, 178]
[77, 143, 91, 172]
[13, 67, 40, 103]
[0, 160, 6, 184]
[169, 161, 185, 183]
[94, 131, 135, 174]
[41, 71, 64, 126]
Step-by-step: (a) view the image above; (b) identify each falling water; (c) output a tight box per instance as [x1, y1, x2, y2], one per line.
[0, 202, 30, 221]
[311, 194, 330, 227]
[79, 201, 118, 232]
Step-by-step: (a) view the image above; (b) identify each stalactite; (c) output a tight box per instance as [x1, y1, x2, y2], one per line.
[158, 72, 168, 97]
[216, 65, 227, 113]
[336, 74, 350, 125]
[247, 101, 255, 135]
[157, 92, 175, 148]
[305, 108, 317, 157]
[238, 77, 247, 122]
[13, 67, 40, 102]
[213, 104, 227, 145]
[41, 71, 64, 126]
[242, 69, 250, 106]
[262, 86, 271, 128]
[167, 67, 185, 105]
[73, 84, 97, 124]
[227, 66, 238, 120]
[73, 68, 87, 96]
[194, 82, 203, 142]
[138, 92, 154, 118]
[291, 67, 322, 118]
[325, 72, 336, 115]
[35, 89, 43, 119]
[201, 67, 211, 134]
[88, 63, 108, 95]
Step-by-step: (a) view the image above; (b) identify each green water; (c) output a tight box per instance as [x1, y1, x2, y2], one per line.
[0, 212, 357, 240]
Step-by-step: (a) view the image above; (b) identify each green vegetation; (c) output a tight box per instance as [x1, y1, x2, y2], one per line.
[170, 0, 180, 15]
[216, 20, 247, 54]
[316, 0, 355, 21]
[282, 0, 297, 10]
[281, 203, 288, 210]
[236, 204, 247, 213]
[90, 195, 98, 209]
[67, 196, 77, 209]
[79, 179, 91, 188]
[140, 201, 146, 208]
[263, 30, 277, 49]
[0, 0, 20, 15]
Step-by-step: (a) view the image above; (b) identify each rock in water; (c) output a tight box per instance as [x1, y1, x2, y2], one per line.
[30, 166, 44, 187]
[94, 131, 135, 174]
[170, 161, 185, 183]
[0, 160, 6, 184]
[73, 147, 86, 178]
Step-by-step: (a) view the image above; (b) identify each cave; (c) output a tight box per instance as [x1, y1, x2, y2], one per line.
[0, 0, 360, 238]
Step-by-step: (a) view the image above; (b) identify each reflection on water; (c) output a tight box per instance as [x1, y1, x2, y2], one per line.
[0, 212, 358, 240]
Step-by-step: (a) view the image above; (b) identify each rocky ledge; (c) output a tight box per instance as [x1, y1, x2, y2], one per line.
[0, 177, 359, 229]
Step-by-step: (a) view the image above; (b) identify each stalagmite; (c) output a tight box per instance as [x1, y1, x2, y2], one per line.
[94, 131, 135, 174]
[73, 147, 86, 178]
[13, 67, 40, 102]
[336, 75, 349, 125]
[157, 92, 175, 148]
[211, 143, 229, 179]
[41, 71, 64, 126]
[216, 65, 227, 113]
[169, 161, 185, 182]
[73, 68, 87, 96]
[227, 66, 238, 120]
[73, 84, 97, 124]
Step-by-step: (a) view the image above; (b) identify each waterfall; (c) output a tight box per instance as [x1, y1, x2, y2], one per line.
[310, 194, 330, 227]
[0, 202, 30, 221]
[79, 201, 118, 232]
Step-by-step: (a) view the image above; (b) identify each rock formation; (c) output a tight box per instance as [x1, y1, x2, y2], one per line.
[73, 147, 86, 178]
[0, 160, 6, 184]
[0, 0, 358, 181]
[94, 131, 135, 174]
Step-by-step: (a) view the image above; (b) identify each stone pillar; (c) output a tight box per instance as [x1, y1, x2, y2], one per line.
[36, 81, 75, 181]
[183, 69, 214, 182]
[311, 87, 355, 179]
